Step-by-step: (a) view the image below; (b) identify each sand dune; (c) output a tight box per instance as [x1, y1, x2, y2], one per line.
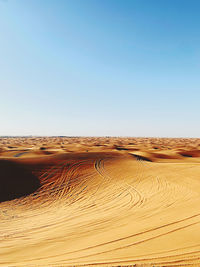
[1, 137, 200, 266]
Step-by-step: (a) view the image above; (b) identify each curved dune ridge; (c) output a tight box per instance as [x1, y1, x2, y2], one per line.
[1, 138, 200, 266]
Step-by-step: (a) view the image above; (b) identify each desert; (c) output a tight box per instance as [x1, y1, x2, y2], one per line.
[0, 137, 200, 266]
[1, 0, 200, 265]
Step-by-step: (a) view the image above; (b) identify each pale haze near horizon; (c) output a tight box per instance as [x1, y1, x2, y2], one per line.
[0, 0, 200, 137]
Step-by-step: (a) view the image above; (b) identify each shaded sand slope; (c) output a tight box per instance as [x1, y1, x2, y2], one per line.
[0, 160, 40, 202]
[0, 138, 200, 266]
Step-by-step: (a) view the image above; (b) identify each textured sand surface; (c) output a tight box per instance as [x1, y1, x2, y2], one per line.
[1, 137, 200, 266]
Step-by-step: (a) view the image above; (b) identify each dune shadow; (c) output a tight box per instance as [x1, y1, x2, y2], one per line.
[131, 154, 153, 162]
[0, 160, 40, 202]
[115, 146, 129, 151]
[178, 151, 199, 157]
[179, 153, 193, 157]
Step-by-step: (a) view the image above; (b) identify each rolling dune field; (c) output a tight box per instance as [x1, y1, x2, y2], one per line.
[1, 137, 200, 266]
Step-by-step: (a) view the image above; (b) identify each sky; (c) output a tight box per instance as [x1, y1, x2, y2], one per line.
[0, 0, 200, 137]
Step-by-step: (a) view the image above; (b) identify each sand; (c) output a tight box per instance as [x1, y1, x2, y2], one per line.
[0, 137, 200, 266]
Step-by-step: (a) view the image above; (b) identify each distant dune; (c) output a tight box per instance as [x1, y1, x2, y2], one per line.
[1, 137, 200, 266]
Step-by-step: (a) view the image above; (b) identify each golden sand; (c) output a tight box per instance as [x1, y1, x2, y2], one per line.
[0, 137, 200, 266]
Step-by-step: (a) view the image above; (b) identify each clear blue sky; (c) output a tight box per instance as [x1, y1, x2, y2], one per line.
[1, 0, 200, 137]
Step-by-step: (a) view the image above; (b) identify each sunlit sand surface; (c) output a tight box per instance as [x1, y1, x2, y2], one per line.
[1, 137, 200, 266]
